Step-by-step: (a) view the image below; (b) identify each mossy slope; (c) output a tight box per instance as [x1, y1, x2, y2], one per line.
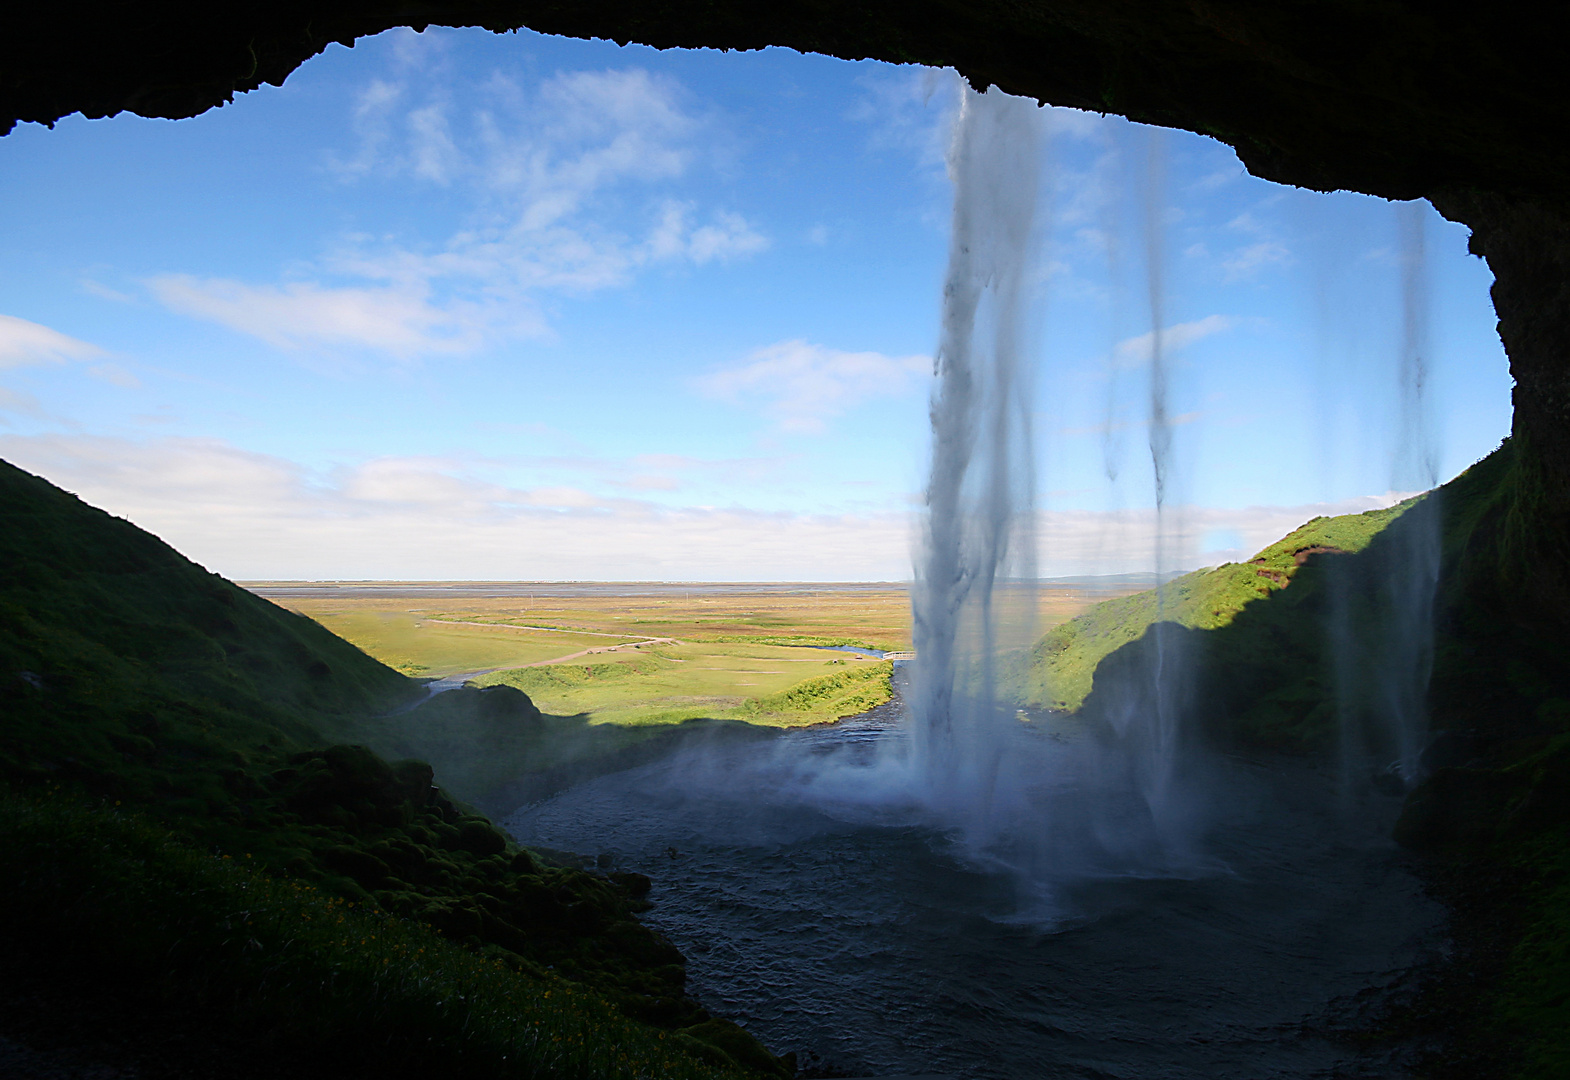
[1013, 500, 1409, 717]
[0, 458, 781, 1077]
[1016, 441, 1569, 1077]
[0, 791, 742, 1080]
[0, 457, 420, 789]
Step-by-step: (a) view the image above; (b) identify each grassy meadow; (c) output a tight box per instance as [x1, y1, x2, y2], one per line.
[475, 643, 894, 727]
[256, 583, 1141, 729]
[283, 610, 654, 678]
[1009, 501, 1415, 715]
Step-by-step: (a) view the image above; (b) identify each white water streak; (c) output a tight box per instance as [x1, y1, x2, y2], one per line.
[909, 85, 1043, 839]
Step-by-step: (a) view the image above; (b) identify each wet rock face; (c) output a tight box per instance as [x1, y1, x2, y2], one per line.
[3, 1, 1568, 603]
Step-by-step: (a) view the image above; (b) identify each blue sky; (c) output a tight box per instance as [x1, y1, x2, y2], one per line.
[0, 29, 1512, 580]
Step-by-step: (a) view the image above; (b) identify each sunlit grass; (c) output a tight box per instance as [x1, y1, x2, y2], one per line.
[299, 610, 647, 677]
[272, 585, 1132, 728]
[1012, 501, 1414, 712]
[474, 643, 894, 726]
[273, 588, 915, 656]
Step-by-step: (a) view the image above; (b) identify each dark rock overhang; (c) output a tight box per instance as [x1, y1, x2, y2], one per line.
[4, 1, 1568, 206]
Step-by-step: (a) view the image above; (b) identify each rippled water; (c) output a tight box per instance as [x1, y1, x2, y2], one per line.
[503, 702, 1445, 1080]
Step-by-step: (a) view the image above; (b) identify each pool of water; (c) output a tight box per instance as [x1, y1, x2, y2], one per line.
[503, 704, 1445, 1080]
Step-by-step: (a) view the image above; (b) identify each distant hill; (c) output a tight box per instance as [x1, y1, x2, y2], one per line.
[1013, 500, 1412, 719]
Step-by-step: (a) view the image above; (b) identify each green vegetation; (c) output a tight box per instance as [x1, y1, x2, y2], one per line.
[1492, 831, 1570, 1079]
[473, 643, 894, 728]
[694, 634, 885, 650]
[0, 457, 780, 1077]
[273, 587, 915, 657]
[1009, 440, 1570, 1077]
[0, 789, 751, 1080]
[299, 611, 650, 677]
[368, 683, 691, 814]
[740, 660, 895, 721]
[1011, 500, 1412, 714]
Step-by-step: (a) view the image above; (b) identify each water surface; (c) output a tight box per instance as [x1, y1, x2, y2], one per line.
[504, 708, 1444, 1080]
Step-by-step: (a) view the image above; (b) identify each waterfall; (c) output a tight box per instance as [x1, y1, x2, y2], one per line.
[1382, 202, 1441, 786]
[1137, 128, 1184, 823]
[1328, 200, 1442, 794]
[907, 94, 1207, 871]
[909, 84, 1043, 839]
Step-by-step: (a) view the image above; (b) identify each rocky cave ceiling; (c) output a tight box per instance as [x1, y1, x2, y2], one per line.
[4, 1, 1567, 207]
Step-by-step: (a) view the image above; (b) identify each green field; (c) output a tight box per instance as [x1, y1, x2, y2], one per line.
[301, 611, 653, 677]
[264, 584, 1138, 729]
[475, 643, 894, 727]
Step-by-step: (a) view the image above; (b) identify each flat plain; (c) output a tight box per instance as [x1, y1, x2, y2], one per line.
[246, 582, 1145, 726]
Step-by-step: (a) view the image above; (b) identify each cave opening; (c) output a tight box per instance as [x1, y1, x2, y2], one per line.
[2, 7, 1567, 1078]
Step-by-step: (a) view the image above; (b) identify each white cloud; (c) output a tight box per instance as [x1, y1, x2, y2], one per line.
[0, 434, 913, 581]
[80, 279, 133, 303]
[146, 274, 501, 358]
[0, 386, 45, 418]
[1113, 314, 1235, 368]
[155, 64, 766, 358]
[850, 67, 959, 170]
[0, 433, 1416, 582]
[346, 66, 697, 214]
[688, 211, 769, 264]
[1223, 240, 1292, 279]
[87, 363, 141, 389]
[407, 103, 461, 184]
[697, 340, 930, 433]
[1044, 106, 1106, 142]
[648, 203, 768, 265]
[0, 314, 107, 369]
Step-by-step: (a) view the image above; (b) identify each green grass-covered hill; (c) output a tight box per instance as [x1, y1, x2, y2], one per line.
[1012, 440, 1570, 1078]
[1011, 498, 1412, 720]
[0, 457, 779, 1079]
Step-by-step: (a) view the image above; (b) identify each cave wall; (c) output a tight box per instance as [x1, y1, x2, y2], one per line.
[5, 0, 1567, 607]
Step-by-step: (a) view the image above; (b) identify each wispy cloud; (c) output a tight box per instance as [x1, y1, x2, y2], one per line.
[154, 62, 767, 359]
[0, 314, 107, 369]
[697, 340, 930, 433]
[1221, 206, 1293, 279]
[147, 275, 501, 359]
[80, 279, 133, 304]
[1223, 241, 1292, 279]
[849, 67, 959, 169]
[1112, 314, 1235, 368]
[87, 363, 141, 389]
[0, 433, 1415, 581]
[0, 386, 46, 419]
[0, 434, 913, 581]
[648, 203, 767, 265]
